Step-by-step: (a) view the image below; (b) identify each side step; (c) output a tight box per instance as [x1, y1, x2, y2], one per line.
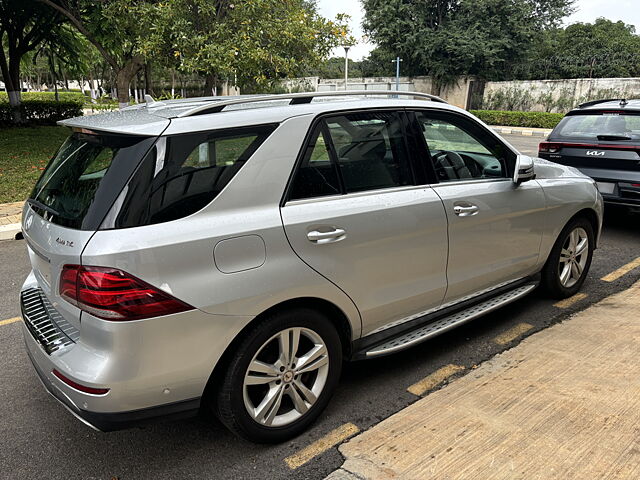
[365, 283, 538, 358]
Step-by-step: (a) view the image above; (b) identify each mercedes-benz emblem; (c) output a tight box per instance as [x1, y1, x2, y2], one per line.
[24, 213, 33, 230]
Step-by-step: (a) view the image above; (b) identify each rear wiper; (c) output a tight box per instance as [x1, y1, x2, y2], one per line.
[597, 134, 632, 141]
[26, 198, 61, 217]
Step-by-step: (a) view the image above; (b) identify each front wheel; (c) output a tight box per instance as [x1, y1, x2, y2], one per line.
[541, 217, 594, 299]
[214, 308, 342, 443]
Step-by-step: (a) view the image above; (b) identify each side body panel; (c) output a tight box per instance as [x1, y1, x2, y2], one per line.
[433, 179, 547, 302]
[281, 186, 449, 337]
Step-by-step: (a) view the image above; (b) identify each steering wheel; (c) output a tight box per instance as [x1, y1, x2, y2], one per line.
[432, 150, 470, 180]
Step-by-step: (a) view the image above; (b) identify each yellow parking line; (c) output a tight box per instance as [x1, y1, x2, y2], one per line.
[0, 317, 21, 327]
[554, 293, 588, 309]
[493, 322, 533, 346]
[284, 423, 359, 469]
[407, 364, 465, 396]
[601, 257, 640, 283]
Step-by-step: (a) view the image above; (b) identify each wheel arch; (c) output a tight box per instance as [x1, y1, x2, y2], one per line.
[202, 296, 353, 403]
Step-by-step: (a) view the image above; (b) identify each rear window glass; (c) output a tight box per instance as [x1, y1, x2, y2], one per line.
[29, 132, 155, 230]
[555, 113, 640, 140]
[104, 124, 276, 228]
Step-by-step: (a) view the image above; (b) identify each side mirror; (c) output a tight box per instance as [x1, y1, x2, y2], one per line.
[513, 155, 536, 185]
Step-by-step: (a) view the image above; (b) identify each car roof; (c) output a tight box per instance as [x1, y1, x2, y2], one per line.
[570, 98, 640, 113]
[58, 92, 467, 136]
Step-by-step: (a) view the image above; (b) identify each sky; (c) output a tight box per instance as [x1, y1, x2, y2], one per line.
[318, 0, 640, 61]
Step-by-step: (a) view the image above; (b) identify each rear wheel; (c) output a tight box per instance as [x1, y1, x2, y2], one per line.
[541, 217, 594, 299]
[215, 308, 342, 443]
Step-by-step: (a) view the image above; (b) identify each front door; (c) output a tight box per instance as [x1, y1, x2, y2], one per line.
[410, 110, 547, 303]
[281, 110, 449, 336]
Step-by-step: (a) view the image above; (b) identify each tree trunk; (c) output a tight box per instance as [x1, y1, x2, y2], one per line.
[115, 57, 143, 109]
[144, 63, 154, 97]
[203, 73, 217, 96]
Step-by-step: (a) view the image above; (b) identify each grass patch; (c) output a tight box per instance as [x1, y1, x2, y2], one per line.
[0, 126, 69, 203]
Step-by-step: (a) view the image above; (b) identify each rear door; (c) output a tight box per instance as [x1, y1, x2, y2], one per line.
[23, 131, 157, 330]
[409, 110, 546, 303]
[281, 110, 449, 337]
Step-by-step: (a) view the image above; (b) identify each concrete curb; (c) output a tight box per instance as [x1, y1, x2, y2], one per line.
[0, 222, 21, 241]
[491, 126, 551, 138]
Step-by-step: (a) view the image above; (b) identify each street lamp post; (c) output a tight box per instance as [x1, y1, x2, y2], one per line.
[392, 56, 403, 91]
[343, 46, 350, 91]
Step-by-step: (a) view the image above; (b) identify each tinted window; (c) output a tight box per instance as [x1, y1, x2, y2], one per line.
[106, 125, 276, 228]
[289, 111, 412, 200]
[289, 127, 341, 200]
[29, 132, 155, 230]
[416, 112, 507, 182]
[555, 113, 640, 140]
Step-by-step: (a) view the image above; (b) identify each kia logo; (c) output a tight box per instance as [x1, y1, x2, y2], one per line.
[586, 150, 605, 156]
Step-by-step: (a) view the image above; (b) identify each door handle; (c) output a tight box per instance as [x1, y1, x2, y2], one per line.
[307, 228, 346, 244]
[453, 204, 479, 217]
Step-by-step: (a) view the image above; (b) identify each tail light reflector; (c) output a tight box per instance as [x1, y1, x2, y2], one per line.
[538, 142, 563, 154]
[52, 369, 110, 395]
[59, 265, 194, 321]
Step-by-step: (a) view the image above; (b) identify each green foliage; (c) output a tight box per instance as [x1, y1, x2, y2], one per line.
[483, 87, 536, 111]
[143, 0, 351, 89]
[515, 18, 640, 79]
[470, 110, 563, 129]
[0, 91, 86, 103]
[0, 100, 83, 127]
[0, 126, 69, 202]
[361, 0, 574, 87]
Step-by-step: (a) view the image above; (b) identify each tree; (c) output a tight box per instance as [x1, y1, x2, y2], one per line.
[143, 0, 351, 93]
[362, 0, 575, 90]
[38, 0, 154, 108]
[0, 0, 64, 121]
[523, 18, 640, 79]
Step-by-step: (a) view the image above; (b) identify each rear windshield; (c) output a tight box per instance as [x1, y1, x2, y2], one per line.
[29, 132, 156, 230]
[555, 113, 640, 140]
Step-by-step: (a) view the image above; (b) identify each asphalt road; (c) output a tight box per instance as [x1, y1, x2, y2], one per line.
[1, 133, 639, 480]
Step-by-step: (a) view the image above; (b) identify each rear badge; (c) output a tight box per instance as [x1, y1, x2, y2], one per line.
[24, 212, 33, 231]
[586, 150, 605, 156]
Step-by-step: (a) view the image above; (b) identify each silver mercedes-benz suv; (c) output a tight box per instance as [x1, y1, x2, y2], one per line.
[20, 91, 603, 442]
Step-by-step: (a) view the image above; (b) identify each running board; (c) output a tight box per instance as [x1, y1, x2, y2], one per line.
[364, 283, 538, 358]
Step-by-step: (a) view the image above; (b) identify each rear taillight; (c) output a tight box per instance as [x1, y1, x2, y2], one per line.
[59, 265, 194, 321]
[538, 142, 563, 154]
[52, 369, 110, 395]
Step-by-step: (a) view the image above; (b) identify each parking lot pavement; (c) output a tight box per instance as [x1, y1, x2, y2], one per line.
[1, 136, 639, 479]
[329, 280, 640, 479]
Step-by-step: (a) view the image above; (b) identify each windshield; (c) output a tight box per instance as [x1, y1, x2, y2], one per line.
[29, 131, 156, 230]
[555, 113, 640, 141]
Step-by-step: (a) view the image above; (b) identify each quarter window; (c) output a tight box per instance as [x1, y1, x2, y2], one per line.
[289, 111, 412, 200]
[416, 112, 508, 182]
[108, 125, 276, 228]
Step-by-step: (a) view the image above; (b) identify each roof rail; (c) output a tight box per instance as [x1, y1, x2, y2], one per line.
[175, 90, 447, 118]
[578, 98, 628, 109]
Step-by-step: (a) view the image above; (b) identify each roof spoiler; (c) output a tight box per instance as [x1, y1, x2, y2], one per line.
[578, 98, 629, 109]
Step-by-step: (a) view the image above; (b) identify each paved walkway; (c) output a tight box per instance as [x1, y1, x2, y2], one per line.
[327, 281, 640, 480]
[0, 201, 23, 240]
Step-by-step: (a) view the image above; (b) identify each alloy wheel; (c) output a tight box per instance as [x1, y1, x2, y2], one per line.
[242, 327, 329, 427]
[558, 227, 589, 288]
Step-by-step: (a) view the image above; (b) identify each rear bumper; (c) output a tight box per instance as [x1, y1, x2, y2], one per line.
[566, 166, 640, 207]
[24, 334, 200, 431]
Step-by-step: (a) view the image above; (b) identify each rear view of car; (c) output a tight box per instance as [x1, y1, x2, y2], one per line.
[539, 99, 640, 208]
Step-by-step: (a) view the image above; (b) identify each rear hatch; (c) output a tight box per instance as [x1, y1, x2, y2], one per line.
[540, 110, 640, 197]
[23, 129, 158, 330]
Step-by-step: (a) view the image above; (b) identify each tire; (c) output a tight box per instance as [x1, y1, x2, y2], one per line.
[214, 307, 342, 443]
[541, 216, 594, 299]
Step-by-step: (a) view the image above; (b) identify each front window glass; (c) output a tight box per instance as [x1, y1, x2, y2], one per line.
[416, 112, 507, 182]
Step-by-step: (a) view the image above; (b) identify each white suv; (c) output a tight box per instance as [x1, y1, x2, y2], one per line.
[20, 91, 602, 442]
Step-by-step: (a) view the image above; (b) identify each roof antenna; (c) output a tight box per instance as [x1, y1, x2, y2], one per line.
[144, 94, 156, 106]
[620, 98, 628, 107]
